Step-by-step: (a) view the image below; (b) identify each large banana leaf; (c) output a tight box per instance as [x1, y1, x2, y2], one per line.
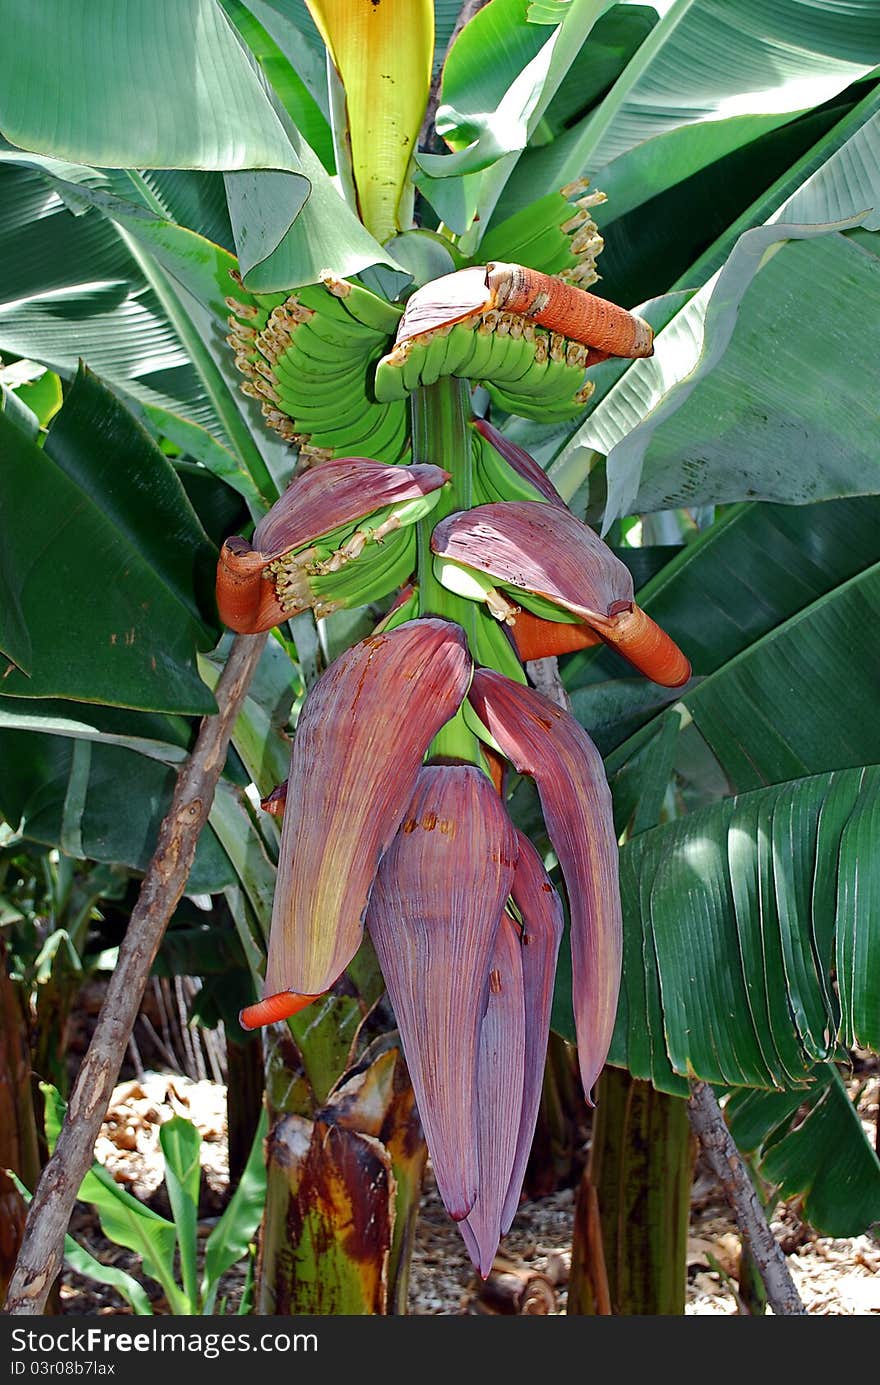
[726, 1064, 880, 1237]
[591, 99, 855, 311]
[680, 559, 880, 792]
[0, 699, 194, 768]
[219, 0, 335, 173]
[0, 0, 298, 172]
[0, 367, 218, 712]
[0, 165, 215, 432]
[0, 730, 234, 895]
[0, 0, 394, 289]
[603, 765, 880, 1094]
[0, 159, 282, 509]
[549, 103, 880, 520]
[495, 0, 880, 223]
[416, 0, 616, 234]
[605, 226, 880, 519]
[593, 540, 880, 849]
[567, 493, 880, 745]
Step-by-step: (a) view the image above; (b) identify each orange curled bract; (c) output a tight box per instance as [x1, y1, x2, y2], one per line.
[239, 990, 321, 1030]
[394, 264, 654, 359]
[486, 263, 654, 358]
[597, 603, 691, 687]
[509, 608, 603, 663]
[216, 537, 287, 633]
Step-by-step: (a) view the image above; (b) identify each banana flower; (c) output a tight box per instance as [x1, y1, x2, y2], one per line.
[258, 618, 472, 1006]
[466, 669, 621, 1105]
[241, 612, 618, 1274]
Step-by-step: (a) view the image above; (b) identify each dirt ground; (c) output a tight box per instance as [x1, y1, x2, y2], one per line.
[56, 1070, 879, 1317]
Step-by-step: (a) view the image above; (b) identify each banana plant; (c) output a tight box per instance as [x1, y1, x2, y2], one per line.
[11, 1086, 268, 1315]
[2, 0, 880, 1316]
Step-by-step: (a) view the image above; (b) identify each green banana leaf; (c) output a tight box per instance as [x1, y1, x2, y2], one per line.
[539, 4, 657, 138]
[159, 1116, 203, 1310]
[219, 0, 335, 173]
[0, 729, 235, 895]
[199, 635, 297, 796]
[201, 1108, 268, 1312]
[567, 493, 880, 742]
[0, 164, 218, 435]
[679, 558, 880, 792]
[416, 0, 615, 234]
[548, 105, 880, 520]
[0, 0, 395, 289]
[596, 765, 880, 1095]
[593, 98, 854, 311]
[0, 367, 218, 711]
[726, 1064, 880, 1237]
[0, 698, 193, 767]
[591, 518, 880, 833]
[680, 75, 880, 286]
[0, 158, 284, 508]
[606, 226, 880, 520]
[495, 0, 880, 222]
[0, 0, 299, 173]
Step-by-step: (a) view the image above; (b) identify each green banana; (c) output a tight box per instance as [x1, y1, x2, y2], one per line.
[225, 294, 271, 333]
[297, 282, 384, 332]
[496, 355, 554, 402]
[271, 383, 376, 434]
[321, 275, 403, 337]
[478, 190, 572, 264]
[453, 323, 499, 383]
[401, 338, 433, 394]
[310, 525, 416, 611]
[481, 327, 537, 387]
[443, 322, 482, 376]
[306, 399, 405, 456]
[418, 328, 454, 387]
[487, 383, 583, 422]
[272, 345, 370, 397]
[472, 428, 550, 505]
[469, 605, 527, 686]
[374, 349, 410, 403]
[278, 320, 375, 367]
[375, 588, 420, 633]
[500, 584, 583, 624]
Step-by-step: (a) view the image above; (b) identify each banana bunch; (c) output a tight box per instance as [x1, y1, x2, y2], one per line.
[215, 457, 448, 631]
[272, 491, 438, 619]
[470, 423, 553, 506]
[373, 311, 595, 421]
[478, 177, 607, 289]
[225, 272, 409, 466]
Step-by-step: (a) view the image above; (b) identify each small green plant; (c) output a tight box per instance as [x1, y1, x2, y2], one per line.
[12, 1086, 266, 1315]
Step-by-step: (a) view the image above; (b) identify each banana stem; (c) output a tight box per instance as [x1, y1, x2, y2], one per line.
[411, 378, 483, 766]
[412, 375, 472, 601]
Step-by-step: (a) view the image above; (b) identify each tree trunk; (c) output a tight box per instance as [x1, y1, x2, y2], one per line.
[257, 1044, 426, 1315]
[569, 1066, 694, 1315]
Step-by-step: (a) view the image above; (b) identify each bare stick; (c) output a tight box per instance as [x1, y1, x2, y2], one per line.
[3, 632, 267, 1315]
[687, 1081, 805, 1316]
[419, 0, 492, 154]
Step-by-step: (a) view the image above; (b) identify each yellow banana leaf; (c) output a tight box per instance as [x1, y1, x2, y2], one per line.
[305, 0, 433, 243]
